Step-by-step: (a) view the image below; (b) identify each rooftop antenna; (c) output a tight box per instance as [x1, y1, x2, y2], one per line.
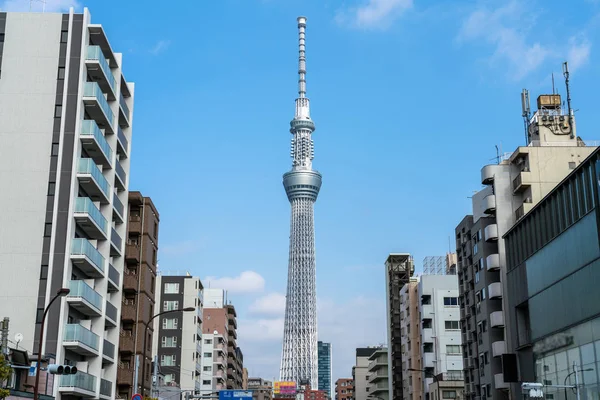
[521, 89, 531, 145]
[552, 73, 555, 95]
[562, 61, 574, 139]
[495, 145, 500, 164]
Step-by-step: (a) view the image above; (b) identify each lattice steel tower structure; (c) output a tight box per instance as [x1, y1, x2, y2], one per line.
[280, 16, 322, 388]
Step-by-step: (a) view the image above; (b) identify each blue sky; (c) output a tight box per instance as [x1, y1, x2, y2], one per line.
[4, 0, 600, 385]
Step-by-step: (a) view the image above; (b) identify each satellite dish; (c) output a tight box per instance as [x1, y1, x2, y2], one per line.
[14, 333, 23, 344]
[213, 330, 218, 335]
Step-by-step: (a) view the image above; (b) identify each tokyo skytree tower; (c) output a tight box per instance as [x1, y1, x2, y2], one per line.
[280, 16, 322, 388]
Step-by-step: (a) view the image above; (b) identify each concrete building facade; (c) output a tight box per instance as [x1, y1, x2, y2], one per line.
[367, 347, 389, 400]
[152, 275, 204, 394]
[385, 254, 415, 399]
[335, 378, 354, 400]
[226, 304, 243, 389]
[318, 341, 332, 397]
[117, 192, 159, 398]
[456, 93, 597, 400]
[353, 348, 377, 400]
[247, 377, 273, 400]
[504, 148, 600, 399]
[0, 8, 134, 399]
[400, 278, 422, 400]
[200, 289, 227, 394]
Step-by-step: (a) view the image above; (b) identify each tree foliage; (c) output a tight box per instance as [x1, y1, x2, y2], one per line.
[0, 354, 11, 399]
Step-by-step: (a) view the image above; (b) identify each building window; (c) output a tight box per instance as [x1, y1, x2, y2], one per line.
[203, 380, 211, 385]
[475, 271, 480, 283]
[164, 374, 175, 384]
[161, 355, 176, 366]
[445, 320, 460, 330]
[51, 143, 59, 156]
[204, 339, 212, 344]
[443, 297, 458, 306]
[161, 336, 177, 348]
[57, 67, 65, 80]
[442, 391, 457, 399]
[163, 301, 179, 311]
[44, 223, 52, 237]
[473, 243, 478, 255]
[54, 105, 62, 118]
[203, 366, 211, 371]
[204, 352, 212, 358]
[446, 345, 461, 354]
[60, 30, 68, 43]
[164, 283, 179, 294]
[162, 318, 178, 329]
[47, 182, 56, 196]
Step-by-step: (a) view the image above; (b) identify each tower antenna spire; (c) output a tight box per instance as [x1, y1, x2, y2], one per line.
[297, 17, 307, 99]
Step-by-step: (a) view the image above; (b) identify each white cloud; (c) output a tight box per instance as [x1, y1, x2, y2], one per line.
[457, 0, 552, 80]
[204, 271, 265, 294]
[150, 39, 171, 55]
[249, 293, 286, 316]
[336, 0, 413, 30]
[238, 317, 284, 342]
[567, 36, 591, 72]
[0, 0, 77, 11]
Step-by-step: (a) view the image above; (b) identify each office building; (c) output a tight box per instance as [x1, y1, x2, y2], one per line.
[280, 17, 322, 387]
[318, 341, 332, 397]
[400, 278, 422, 400]
[385, 254, 415, 399]
[335, 378, 354, 400]
[456, 90, 597, 400]
[504, 147, 600, 398]
[117, 192, 159, 398]
[247, 377, 273, 400]
[152, 274, 204, 394]
[353, 348, 378, 400]
[367, 347, 389, 400]
[0, 8, 133, 399]
[417, 275, 463, 400]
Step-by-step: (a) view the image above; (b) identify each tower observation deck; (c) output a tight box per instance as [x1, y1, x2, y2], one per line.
[280, 16, 322, 388]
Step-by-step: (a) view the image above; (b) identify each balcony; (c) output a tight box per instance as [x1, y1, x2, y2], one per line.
[486, 254, 500, 271]
[119, 92, 131, 127]
[368, 369, 388, 383]
[71, 238, 105, 278]
[371, 381, 389, 394]
[112, 193, 125, 224]
[83, 82, 114, 133]
[115, 161, 126, 191]
[123, 269, 138, 292]
[128, 215, 141, 233]
[105, 300, 118, 327]
[492, 341, 506, 357]
[85, 46, 116, 100]
[63, 323, 99, 355]
[422, 328, 433, 343]
[110, 227, 123, 256]
[80, 119, 113, 168]
[59, 372, 97, 398]
[516, 201, 534, 220]
[483, 195, 496, 214]
[67, 280, 103, 317]
[117, 127, 129, 157]
[77, 159, 110, 204]
[100, 378, 112, 399]
[74, 197, 108, 240]
[119, 330, 134, 354]
[125, 242, 140, 264]
[490, 311, 504, 328]
[488, 282, 503, 299]
[102, 339, 115, 363]
[481, 165, 495, 185]
[513, 171, 532, 193]
[421, 304, 433, 318]
[484, 224, 498, 242]
[117, 363, 133, 386]
[494, 373, 509, 390]
[107, 263, 120, 292]
[121, 299, 136, 322]
[423, 352, 435, 368]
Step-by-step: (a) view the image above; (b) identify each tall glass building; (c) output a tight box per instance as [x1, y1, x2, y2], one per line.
[318, 341, 332, 397]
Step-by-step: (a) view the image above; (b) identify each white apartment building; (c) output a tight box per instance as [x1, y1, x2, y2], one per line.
[418, 275, 463, 400]
[200, 288, 228, 393]
[0, 8, 133, 399]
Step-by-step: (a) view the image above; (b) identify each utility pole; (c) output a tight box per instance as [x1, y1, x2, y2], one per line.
[133, 355, 140, 394]
[0, 318, 8, 355]
[151, 355, 158, 398]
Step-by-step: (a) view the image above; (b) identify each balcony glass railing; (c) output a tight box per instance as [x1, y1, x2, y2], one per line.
[86, 46, 116, 94]
[68, 280, 103, 312]
[100, 378, 112, 397]
[106, 300, 117, 322]
[71, 238, 105, 275]
[103, 339, 115, 359]
[117, 126, 129, 153]
[64, 323, 99, 350]
[60, 372, 97, 393]
[108, 263, 120, 287]
[74, 197, 108, 235]
[83, 82, 115, 126]
[111, 227, 122, 251]
[115, 161, 126, 185]
[80, 119, 113, 164]
[112, 193, 124, 217]
[120, 92, 130, 120]
[78, 158, 110, 199]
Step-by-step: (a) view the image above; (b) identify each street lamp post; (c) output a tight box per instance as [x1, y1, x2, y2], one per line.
[563, 364, 593, 400]
[33, 287, 70, 400]
[408, 368, 441, 400]
[140, 307, 195, 397]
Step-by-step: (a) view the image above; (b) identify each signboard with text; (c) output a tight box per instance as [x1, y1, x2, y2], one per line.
[274, 381, 297, 395]
[219, 390, 253, 400]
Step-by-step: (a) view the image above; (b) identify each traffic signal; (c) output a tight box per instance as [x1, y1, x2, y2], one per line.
[48, 364, 78, 375]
